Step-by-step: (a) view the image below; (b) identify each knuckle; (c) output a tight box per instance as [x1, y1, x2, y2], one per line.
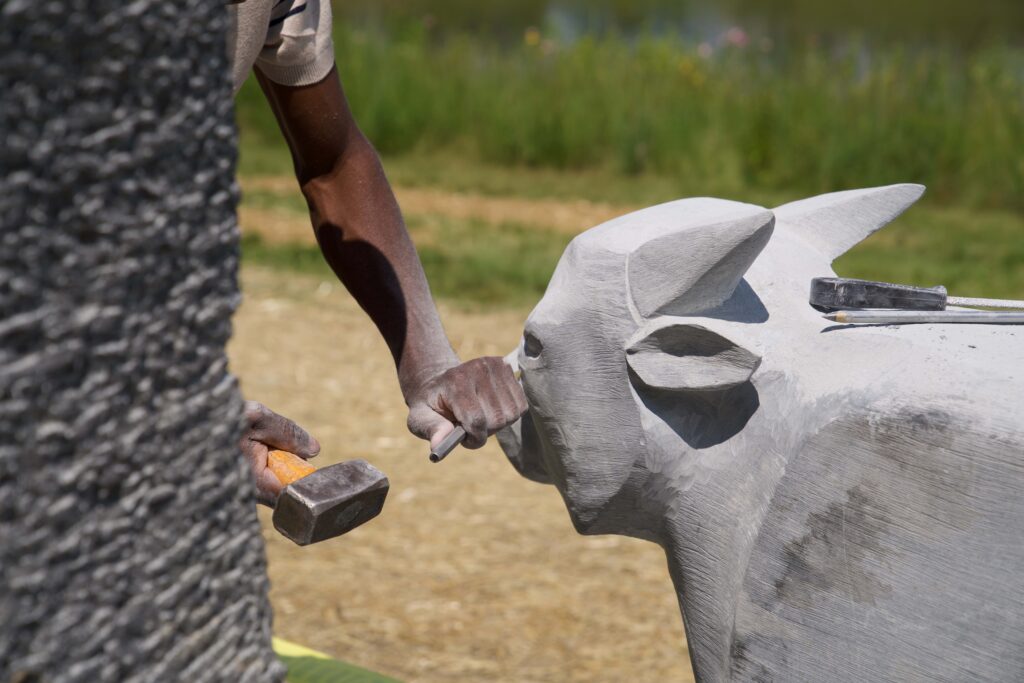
[243, 400, 264, 419]
[283, 417, 303, 438]
[449, 390, 475, 415]
[468, 412, 488, 433]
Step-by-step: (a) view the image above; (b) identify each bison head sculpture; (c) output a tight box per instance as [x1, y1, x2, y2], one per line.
[498, 185, 1024, 681]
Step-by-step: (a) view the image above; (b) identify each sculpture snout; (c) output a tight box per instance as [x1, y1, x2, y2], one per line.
[496, 409, 551, 485]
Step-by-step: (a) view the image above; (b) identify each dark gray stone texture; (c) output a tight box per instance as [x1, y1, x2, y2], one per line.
[1, 1, 284, 680]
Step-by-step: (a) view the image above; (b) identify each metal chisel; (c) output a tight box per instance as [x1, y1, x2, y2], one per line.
[429, 426, 467, 463]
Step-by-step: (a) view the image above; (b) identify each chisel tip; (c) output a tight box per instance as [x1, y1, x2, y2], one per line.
[428, 426, 467, 463]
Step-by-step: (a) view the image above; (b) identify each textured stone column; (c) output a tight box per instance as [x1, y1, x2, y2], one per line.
[0, 1, 283, 680]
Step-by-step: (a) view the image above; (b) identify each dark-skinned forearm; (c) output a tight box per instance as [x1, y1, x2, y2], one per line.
[302, 139, 458, 393]
[255, 67, 457, 397]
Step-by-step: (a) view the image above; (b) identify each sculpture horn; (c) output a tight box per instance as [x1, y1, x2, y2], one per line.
[774, 183, 925, 262]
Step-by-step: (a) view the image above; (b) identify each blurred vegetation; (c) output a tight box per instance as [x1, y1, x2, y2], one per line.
[328, 0, 1024, 48]
[241, 179, 1024, 307]
[242, 211, 567, 309]
[237, 1, 1023, 307]
[237, 23, 1023, 211]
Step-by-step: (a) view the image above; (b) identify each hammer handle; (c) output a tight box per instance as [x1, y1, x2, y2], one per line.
[267, 449, 317, 486]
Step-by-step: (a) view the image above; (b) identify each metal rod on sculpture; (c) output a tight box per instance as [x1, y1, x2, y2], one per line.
[946, 295, 1024, 309]
[825, 310, 1024, 325]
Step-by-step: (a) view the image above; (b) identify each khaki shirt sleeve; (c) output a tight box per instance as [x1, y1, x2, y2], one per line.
[255, 0, 335, 87]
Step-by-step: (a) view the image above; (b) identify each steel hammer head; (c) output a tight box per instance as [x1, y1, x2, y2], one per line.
[272, 459, 389, 546]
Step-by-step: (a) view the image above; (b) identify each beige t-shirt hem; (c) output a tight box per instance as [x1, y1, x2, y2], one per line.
[230, 0, 336, 95]
[255, 40, 335, 87]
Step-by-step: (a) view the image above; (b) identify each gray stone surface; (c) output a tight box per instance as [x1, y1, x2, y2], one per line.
[500, 185, 1024, 682]
[1, 1, 283, 681]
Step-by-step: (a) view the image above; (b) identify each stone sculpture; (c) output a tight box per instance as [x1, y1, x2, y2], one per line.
[498, 184, 1024, 682]
[1, 1, 283, 680]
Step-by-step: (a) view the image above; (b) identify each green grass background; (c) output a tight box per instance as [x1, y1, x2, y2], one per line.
[237, 25, 1024, 211]
[240, 167, 1024, 309]
[236, 19, 1023, 308]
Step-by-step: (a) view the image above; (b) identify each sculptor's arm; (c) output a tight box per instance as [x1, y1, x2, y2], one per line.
[255, 66, 526, 450]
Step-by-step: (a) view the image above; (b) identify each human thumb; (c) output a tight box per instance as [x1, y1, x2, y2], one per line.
[407, 402, 456, 450]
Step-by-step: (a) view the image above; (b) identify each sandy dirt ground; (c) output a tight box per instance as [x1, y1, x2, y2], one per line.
[229, 266, 695, 682]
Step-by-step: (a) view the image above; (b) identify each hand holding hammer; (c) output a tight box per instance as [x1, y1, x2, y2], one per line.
[241, 401, 389, 545]
[265, 449, 389, 546]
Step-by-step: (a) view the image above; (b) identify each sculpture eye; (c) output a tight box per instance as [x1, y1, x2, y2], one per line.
[523, 331, 543, 359]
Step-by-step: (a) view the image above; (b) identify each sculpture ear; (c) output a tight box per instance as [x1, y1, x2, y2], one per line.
[626, 320, 761, 392]
[628, 208, 774, 318]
